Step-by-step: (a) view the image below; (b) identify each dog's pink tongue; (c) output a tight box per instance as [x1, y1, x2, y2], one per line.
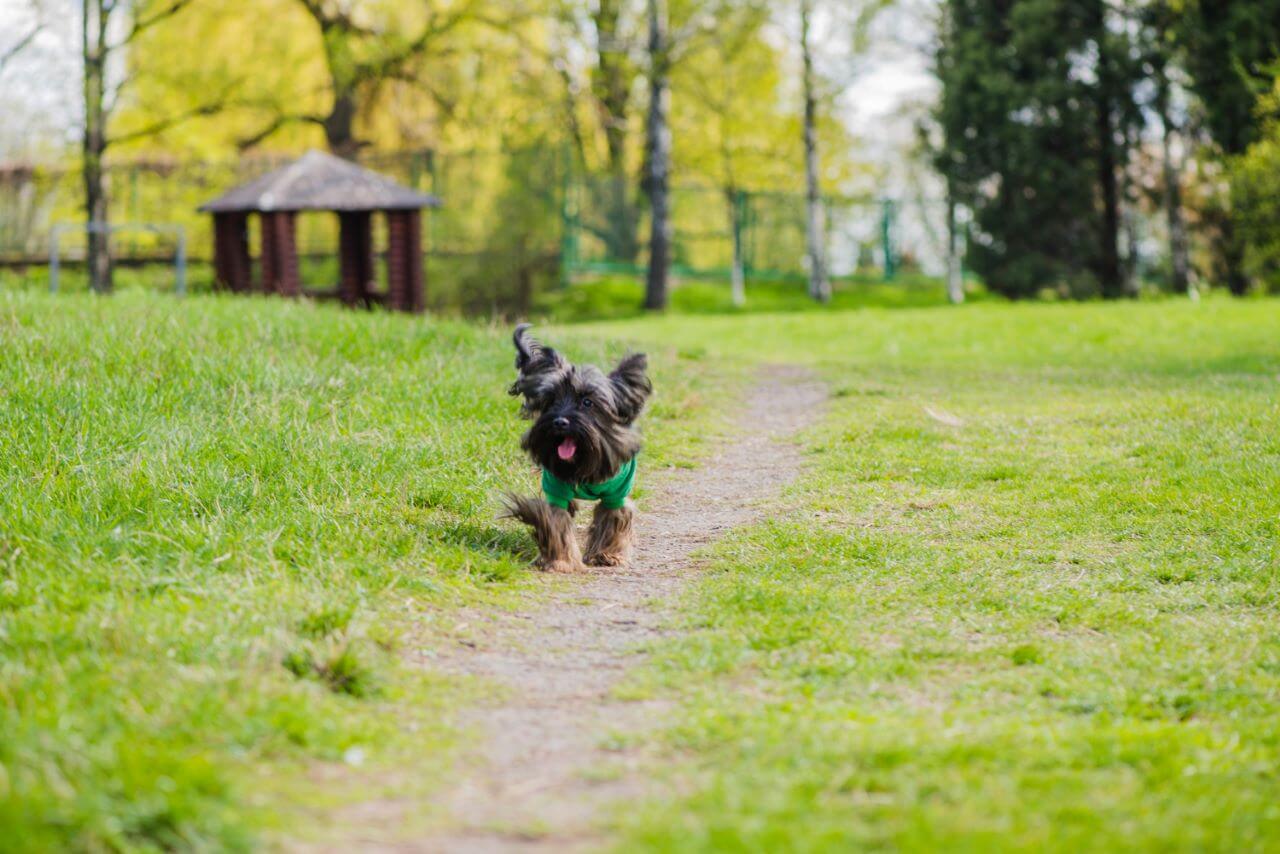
[557, 438, 577, 461]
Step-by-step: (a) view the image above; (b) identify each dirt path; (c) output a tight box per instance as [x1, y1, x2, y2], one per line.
[372, 366, 823, 852]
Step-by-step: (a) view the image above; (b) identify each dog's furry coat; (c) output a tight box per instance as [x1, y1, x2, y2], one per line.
[503, 325, 651, 572]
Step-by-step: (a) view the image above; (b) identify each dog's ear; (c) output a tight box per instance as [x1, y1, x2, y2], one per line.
[609, 352, 652, 424]
[510, 323, 566, 403]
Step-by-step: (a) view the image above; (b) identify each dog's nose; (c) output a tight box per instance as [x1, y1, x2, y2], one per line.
[553, 417, 570, 431]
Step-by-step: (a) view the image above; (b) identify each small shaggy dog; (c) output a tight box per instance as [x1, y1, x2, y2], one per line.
[503, 324, 652, 572]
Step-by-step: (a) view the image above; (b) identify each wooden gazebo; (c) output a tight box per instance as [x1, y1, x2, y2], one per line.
[199, 150, 441, 313]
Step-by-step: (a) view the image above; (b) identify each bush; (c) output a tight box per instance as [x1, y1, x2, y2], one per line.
[1233, 124, 1280, 293]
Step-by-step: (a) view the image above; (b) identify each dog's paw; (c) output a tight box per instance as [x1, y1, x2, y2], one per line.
[541, 559, 585, 574]
[584, 551, 627, 568]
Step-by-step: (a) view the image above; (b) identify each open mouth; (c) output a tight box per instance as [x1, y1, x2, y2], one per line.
[556, 437, 577, 462]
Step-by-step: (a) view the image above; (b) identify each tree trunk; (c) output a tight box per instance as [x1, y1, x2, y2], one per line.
[643, 0, 671, 312]
[1095, 102, 1123, 297]
[1092, 6, 1123, 299]
[1221, 219, 1250, 295]
[594, 0, 639, 262]
[82, 0, 111, 293]
[324, 87, 359, 159]
[1120, 124, 1142, 298]
[800, 0, 829, 303]
[1156, 76, 1190, 296]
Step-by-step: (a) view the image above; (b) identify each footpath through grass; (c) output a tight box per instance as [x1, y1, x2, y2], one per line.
[0, 291, 718, 851]
[570, 298, 1280, 850]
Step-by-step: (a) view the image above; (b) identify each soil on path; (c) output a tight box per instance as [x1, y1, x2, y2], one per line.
[324, 365, 825, 852]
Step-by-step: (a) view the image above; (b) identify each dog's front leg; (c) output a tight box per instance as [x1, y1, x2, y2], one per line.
[584, 501, 635, 567]
[503, 495, 584, 573]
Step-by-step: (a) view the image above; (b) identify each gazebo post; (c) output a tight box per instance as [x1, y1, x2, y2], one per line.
[338, 211, 374, 307]
[385, 210, 424, 314]
[230, 213, 251, 292]
[213, 212, 251, 292]
[260, 212, 300, 296]
[406, 209, 424, 312]
[259, 213, 278, 294]
[274, 212, 301, 297]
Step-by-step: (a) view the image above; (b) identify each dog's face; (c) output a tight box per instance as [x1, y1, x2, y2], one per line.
[509, 324, 652, 485]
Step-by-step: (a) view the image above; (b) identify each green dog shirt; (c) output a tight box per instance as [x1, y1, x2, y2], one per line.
[542, 457, 637, 510]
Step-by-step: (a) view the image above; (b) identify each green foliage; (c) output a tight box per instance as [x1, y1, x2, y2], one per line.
[283, 641, 381, 698]
[935, 0, 1139, 299]
[1173, 0, 1280, 157]
[601, 297, 1280, 849]
[297, 604, 357, 639]
[1232, 84, 1280, 293]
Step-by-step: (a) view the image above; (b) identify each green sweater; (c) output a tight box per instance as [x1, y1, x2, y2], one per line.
[542, 457, 637, 510]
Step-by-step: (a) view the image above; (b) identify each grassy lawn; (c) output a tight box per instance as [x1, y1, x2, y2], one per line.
[0, 291, 718, 851]
[3, 287, 1278, 851]
[571, 298, 1280, 850]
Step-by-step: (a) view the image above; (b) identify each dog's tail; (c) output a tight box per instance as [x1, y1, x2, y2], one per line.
[501, 494, 581, 570]
[501, 493, 552, 526]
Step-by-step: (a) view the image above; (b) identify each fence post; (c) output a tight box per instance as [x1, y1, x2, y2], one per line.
[409, 150, 423, 190]
[175, 228, 187, 296]
[427, 150, 438, 256]
[880, 198, 896, 281]
[49, 225, 61, 293]
[731, 188, 746, 307]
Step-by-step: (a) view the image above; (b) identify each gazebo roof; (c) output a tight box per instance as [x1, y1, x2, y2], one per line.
[199, 149, 441, 214]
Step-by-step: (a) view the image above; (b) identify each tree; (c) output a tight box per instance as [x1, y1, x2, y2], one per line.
[674, 17, 787, 306]
[641, 0, 765, 310]
[794, 0, 890, 303]
[1172, 0, 1280, 294]
[935, 0, 1143, 298]
[0, 2, 44, 78]
[1089, 0, 1127, 298]
[1138, 2, 1191, 295]
[799, 0, 828, 302]
[643, 0, 672, 309]
[288, 0, 509, 157]
[122, 0, 560, 158]
[80, 0, 216, 293]
[591, 0, 643, 262]
[1232, 78, 1280, 292]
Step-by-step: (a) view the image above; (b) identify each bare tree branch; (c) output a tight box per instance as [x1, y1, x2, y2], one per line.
[107, 78, 247, 145]
[123, 0, 197, 44]
[0, 12, 44, 76]
[235, 111, 326, 150]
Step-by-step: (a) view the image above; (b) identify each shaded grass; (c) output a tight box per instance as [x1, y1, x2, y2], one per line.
[0, 290, 721, 851]
[608, 296, 1280, 850]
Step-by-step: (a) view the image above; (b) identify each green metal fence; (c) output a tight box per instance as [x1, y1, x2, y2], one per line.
[0, 147, 954, 304]
[560, 179, 951, 284]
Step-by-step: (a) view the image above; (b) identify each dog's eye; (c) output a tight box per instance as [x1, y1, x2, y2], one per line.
[580, 396, 593, 408]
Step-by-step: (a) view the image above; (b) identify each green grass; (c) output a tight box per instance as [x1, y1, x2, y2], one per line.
[0, 290, 720, 851]
[4, 286, 1279, 851]
[588, 296, 1280, 851]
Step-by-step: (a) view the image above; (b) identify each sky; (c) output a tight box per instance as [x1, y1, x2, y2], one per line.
[0, 0, 81, 158]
